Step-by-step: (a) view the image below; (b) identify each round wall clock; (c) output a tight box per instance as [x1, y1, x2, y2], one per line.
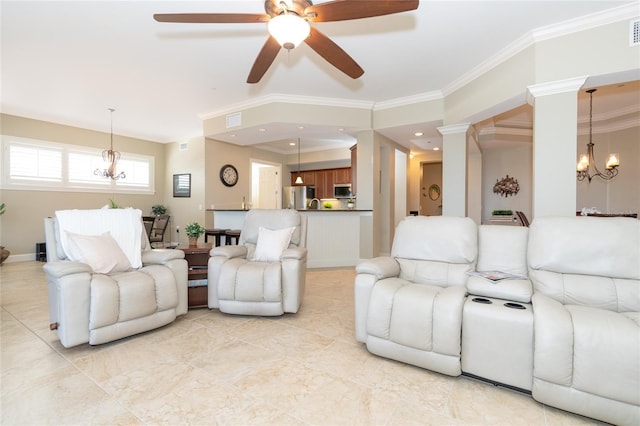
[220, 164, 238, 187]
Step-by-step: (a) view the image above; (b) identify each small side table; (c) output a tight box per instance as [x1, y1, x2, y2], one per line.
[179, 244, 211, 308]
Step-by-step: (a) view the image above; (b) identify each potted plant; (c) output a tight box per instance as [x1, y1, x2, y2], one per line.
[185, 222, 205, 247]
[0, 203, 9, 265]
[347, 198, 356, 210]
[151, 204, 167, 216]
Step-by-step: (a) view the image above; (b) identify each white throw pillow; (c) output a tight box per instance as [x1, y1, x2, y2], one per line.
[253, 226, 295, 262]
[65, 231, 132, 274]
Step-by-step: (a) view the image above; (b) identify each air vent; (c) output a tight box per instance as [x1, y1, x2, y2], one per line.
[226, 112, 241, 128]
[179, 142, 188, 151]
[631, 19, 640, 46]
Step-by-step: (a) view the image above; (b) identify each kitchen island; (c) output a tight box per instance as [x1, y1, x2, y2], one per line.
[207, 209, 372, 268]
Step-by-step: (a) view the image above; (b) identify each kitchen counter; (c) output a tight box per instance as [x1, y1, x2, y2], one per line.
[208, 209, 372, 268]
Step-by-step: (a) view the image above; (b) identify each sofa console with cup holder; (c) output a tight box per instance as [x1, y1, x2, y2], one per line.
[355, 216, 639, 426]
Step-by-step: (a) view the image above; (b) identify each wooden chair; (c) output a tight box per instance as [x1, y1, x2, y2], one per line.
[149, 214, 170, 247]
[516, 211, 530, 227]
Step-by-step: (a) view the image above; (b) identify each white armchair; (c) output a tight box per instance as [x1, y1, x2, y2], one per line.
[43, 209, 188, 348]
[208, 209, 307, 316]
[354, 216, 477, 376]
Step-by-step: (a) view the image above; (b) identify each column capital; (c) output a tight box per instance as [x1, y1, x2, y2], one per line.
[526, 76, 588, 105]
[437, 122, 471, 136]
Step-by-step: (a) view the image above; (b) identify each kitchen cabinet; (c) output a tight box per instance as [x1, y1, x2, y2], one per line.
[290, 167, 352, 198]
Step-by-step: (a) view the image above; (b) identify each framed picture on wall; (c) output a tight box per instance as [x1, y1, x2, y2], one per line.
[173, 173, 191, 198]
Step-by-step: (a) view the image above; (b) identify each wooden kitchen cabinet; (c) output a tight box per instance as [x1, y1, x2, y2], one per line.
[290, 167, 352, 198]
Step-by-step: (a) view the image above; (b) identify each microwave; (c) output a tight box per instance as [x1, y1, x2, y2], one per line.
[333, 184, 352, 199]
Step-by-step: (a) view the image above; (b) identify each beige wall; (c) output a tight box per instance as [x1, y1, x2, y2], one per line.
[576, 126, 640, 214]
[0, 114, 166, 259]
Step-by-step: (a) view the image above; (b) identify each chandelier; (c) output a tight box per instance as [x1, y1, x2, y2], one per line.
[576, 89, 619, 182]
[295, 138, 303, 184]
[94, 108, 126, 180]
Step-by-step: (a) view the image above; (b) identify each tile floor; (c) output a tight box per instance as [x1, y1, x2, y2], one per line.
[1, 261, 603, 425]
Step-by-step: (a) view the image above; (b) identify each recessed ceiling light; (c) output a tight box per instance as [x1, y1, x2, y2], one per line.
[433, 147, 440, 151]
[258, 128, 266, 132]
[414, 132, 423, 137]
[298, 126, 305, 130]
[289, 142, 296, 146]
[338, 128, 344, 132]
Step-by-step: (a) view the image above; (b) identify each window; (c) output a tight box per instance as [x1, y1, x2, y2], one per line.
[2, 136, 154, 194]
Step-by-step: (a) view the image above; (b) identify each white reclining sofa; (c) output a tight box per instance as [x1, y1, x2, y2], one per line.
[355, 215, 639, 425]
[44, 208, 188, 348]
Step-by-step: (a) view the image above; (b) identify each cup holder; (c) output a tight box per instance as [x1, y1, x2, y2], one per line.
[504, 302, 526, 310]
[472, 297, 492, 304]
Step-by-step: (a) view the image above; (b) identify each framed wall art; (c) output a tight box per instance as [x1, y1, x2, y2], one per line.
[173, 173, 191, 198]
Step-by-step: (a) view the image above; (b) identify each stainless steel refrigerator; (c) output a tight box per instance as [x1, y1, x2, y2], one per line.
[283, 186, 315, 210]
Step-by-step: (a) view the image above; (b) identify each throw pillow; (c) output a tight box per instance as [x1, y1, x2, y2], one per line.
[65, 231, 132, 274]
[253, 226, 295, 262]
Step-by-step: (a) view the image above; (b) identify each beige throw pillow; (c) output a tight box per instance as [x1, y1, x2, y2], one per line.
[65, 231, 132, 274]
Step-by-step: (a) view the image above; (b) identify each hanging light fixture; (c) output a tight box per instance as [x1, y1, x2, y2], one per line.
[576, 89, 619, 183]
[267, 3, 310, 50]
[94, 108, 126, 180]
[295, 138, 303, 184]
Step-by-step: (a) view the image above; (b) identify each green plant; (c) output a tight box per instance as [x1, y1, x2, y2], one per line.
[0, 203, 5, 216]
[347, 198, 356, 204]
[492, 209, 513, 216]
[109, 199, 122, 209]
[185, 222, 205, 238]
[151, 204, 167, 215]
[323, 202, 333, 209]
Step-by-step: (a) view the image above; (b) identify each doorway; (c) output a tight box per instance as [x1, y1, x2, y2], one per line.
[251, 160, 282, 209]
[421, 162, 442, 216]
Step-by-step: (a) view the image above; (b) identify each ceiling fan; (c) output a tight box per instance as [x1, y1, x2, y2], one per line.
[154, 0, 419, 83]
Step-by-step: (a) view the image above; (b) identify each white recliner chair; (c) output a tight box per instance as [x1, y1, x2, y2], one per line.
[528, 217, 640, 426]
[354, 216, 477, 376]
[207, 209, 307, 316]
[43, 208, 188, 348]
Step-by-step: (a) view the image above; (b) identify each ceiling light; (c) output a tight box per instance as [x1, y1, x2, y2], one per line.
[576, 89, 619, 182]
[295, 138, 303, 184]
[94, 108, 125, 180]
[268, 14, 310, 50]
[433, 147, 440, 151]
[414, 132, 423, 137]
[289, 142, 296, 146]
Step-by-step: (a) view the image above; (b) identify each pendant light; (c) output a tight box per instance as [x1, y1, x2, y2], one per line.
[94, 108, 126, 180]
[295, 138, 303, 184]
[576, 89, 619, 182]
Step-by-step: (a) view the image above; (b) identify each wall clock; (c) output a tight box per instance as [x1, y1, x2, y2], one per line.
[220, 164, 238, 187]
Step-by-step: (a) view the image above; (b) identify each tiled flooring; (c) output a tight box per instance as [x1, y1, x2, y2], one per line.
[1, 261, 602, 425]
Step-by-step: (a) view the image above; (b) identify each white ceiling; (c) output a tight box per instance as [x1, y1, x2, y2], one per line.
[1, 1, 638, 156]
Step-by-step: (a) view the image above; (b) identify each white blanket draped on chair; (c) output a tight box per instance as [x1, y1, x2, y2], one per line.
[55, 208, 143, 268]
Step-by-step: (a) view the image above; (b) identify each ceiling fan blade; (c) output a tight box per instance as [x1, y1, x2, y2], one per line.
[305, 0, 419, 22]
[153, 13, 269, 24]
[304, 27, 364, 79]
[247, 36, 281, 84]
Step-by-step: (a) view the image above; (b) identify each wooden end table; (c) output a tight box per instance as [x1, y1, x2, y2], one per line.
[179, 244, 211, 308]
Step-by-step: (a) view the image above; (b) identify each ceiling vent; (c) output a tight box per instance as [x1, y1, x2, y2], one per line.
[631, 19, 640, 46]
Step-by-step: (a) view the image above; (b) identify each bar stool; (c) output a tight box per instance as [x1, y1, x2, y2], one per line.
[224, 229, 241, 245]
[204, 228, 227, 246]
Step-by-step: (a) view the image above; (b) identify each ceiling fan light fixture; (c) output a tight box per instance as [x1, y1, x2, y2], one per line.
[268, 14, 310, 50]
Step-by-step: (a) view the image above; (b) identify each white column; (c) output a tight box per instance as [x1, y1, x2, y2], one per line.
[438, 123, 471, 217]
[527, 76, 586, 218]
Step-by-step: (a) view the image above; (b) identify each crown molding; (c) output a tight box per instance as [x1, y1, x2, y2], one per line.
[443, 2, 639, 97]
[373, 91, 444, 111]
[199, 94, 374, 120]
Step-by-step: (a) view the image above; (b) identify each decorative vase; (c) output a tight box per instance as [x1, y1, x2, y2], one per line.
[347, 202, 355, 210]
[188, 237, 198, 247]
[0, 246, 10, 265]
